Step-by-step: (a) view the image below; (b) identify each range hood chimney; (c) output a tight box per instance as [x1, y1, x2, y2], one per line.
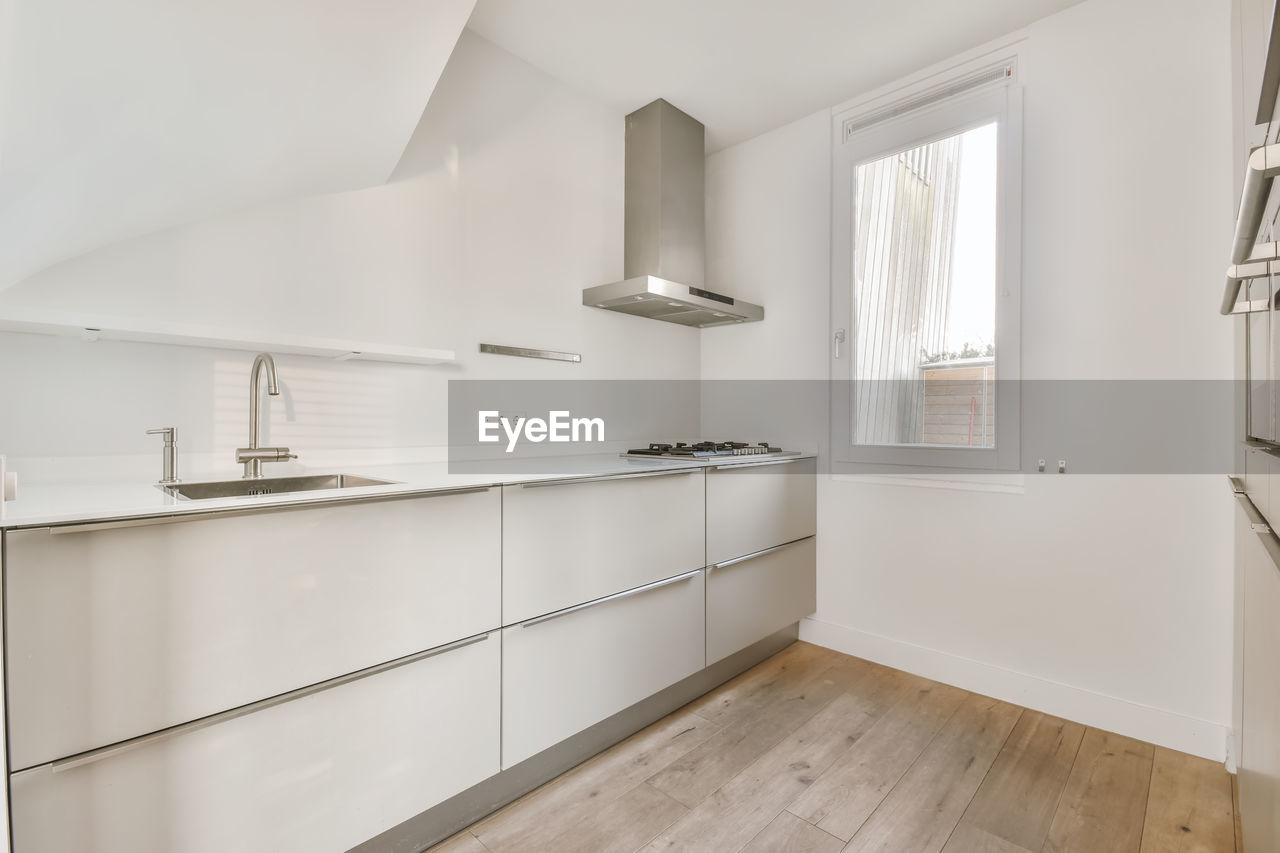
[583, 99, 764, 328]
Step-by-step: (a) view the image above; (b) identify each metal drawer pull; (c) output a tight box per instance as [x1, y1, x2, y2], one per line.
[708, 459, 801, 471]
[479, 343, 582, 363]
[1237, 493, 1270, 532]
[1254, 525, 1280, 575]
[521, 569, 702, 627]
[35, 632, 493, 775]
[44, 486, 493, 534]
[710, 536, 814, 571]
[519, 469, 697, 489]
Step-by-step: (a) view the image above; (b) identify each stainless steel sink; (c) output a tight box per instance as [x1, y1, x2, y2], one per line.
[160, 474, 399, 501]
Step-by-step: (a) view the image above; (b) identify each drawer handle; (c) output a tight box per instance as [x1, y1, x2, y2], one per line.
[708, 458, 803, 471]
[32, 632, 494, 775]
[518, 468, 698, 489]
[44, 486, 494, 534]
[521, 569, 702, 627]
[1254, 525, 1280, 575]
[1237, 493, 1270, 531]
[710, 536, 814, 571]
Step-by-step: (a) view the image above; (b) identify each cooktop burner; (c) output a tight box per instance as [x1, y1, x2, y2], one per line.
[623, 441, 795, 459]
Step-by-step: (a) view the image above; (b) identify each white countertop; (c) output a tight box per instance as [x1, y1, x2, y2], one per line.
[0, 452, 814, 530]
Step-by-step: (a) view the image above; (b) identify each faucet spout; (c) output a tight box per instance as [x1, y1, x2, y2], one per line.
[239, 353, 293, 479]
[253, 352, 280, 398]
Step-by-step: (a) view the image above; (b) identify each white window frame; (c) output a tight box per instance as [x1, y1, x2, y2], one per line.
[830, 59, 1022, 473]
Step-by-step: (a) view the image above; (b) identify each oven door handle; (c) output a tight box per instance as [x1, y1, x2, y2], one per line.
[1223, 144, 1280, 315]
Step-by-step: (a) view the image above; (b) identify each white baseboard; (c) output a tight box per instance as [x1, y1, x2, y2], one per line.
[800, 617, 1229, 763]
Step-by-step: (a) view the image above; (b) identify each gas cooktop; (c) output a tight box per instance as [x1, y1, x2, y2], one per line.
[622, 441, 798, 459]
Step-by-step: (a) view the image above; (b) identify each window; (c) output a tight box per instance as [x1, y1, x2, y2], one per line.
[831, 62, 1021, 471]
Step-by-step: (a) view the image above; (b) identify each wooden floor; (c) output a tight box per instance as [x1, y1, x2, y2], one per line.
[430, 642, 1239, 853]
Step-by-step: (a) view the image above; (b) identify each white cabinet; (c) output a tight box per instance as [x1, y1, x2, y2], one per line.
[705, 458, 816, 566]
[1, 459, 818, 850]
[707, 536, 816, 665]
[9, 631, 501, 853]
[501, 570, 705, 768]
[5, 488, 500, 769]
[1240, 504, 1280, 853]
[502, 470, 704, 624]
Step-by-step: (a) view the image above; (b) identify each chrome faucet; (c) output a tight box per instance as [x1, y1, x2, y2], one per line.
[236, 352, 297, 479]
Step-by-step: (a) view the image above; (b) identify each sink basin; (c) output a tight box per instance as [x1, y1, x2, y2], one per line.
[160, 474, 399, 501]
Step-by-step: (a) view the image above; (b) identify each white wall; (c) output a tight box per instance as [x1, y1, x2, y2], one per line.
[702, 0, 1237, 760]
[0, 0, 477, 290]
[0, 32, 701, 477]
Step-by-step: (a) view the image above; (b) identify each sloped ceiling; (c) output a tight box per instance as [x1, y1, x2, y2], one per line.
[0, 0, 476, 291]
[468, 0, 1086, 152]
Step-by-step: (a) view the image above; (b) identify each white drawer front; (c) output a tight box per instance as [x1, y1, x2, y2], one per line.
[6, 488, 500, 769]
[707, 536, 816, 665]
[502, 470, 704, 624]
[501, 570, 705, 768]
[706, 458, 816, 566]
[10, 632, 501, 853]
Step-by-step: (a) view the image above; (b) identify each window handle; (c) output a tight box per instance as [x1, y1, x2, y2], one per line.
[833, 329, 846, 359]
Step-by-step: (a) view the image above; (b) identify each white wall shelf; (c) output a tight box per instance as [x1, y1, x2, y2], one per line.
[0, 309, 456, 366]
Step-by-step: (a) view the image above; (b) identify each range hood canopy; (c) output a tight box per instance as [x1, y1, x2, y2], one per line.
[583, 99, 763, 328]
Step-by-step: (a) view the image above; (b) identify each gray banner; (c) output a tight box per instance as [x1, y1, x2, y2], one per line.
[447, 380, 1241, 474]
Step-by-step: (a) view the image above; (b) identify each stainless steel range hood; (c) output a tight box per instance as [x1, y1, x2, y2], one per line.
[583, 99, 763, 328]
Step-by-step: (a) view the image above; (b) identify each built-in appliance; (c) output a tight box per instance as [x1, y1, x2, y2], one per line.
[623, 441, 796, 459]
[1228, 6, 1280, 853]
[582, 99, 764, 328]
[1226, 7, 1280, 446]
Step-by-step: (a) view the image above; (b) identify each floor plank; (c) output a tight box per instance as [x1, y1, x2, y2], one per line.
[1043, 728, 1155, 853]
[787, 679, 967, 841]
[940, 824, 1034, 853]
[644, 684, 903, 853]
[685, 642, 837, 726]
[646, 658, 867, 808]
[1138, 747, 1235, 853]
[739, 811, 845, 853]
[435, 646, 1240, 853]
[472, 707, 719, 853]
[536, 780, 687, 853]
[942, 711, 1085, 852]
[425, 830, 490, 853]
[1232, 774, 1244, 853]
[842, 693, 1024, 853]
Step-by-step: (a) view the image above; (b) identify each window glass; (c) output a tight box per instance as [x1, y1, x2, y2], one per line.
[852, 122, 998, 448]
